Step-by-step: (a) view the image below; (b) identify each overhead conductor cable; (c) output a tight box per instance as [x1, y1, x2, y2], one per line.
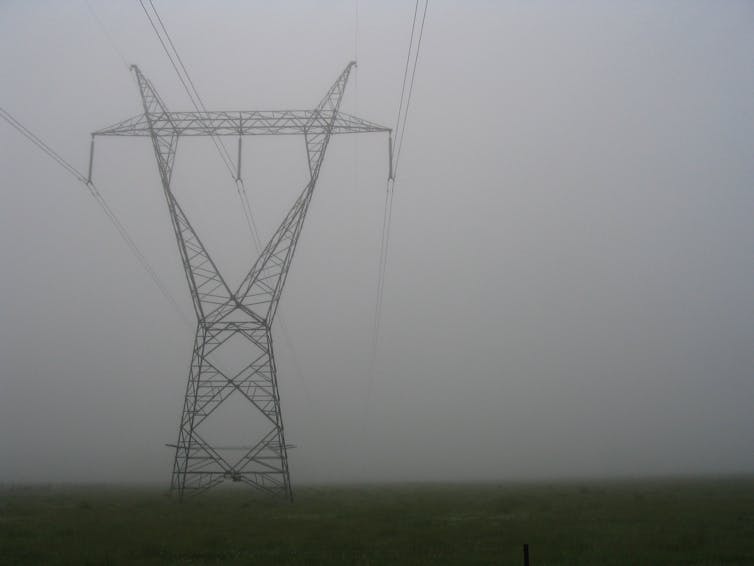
[369, 0, 429, 373]
[0, 106, 190, 325]
[363, 0, 429, 454]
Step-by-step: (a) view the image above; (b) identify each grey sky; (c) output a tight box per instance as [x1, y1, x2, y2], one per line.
[1, 1, 753, 484]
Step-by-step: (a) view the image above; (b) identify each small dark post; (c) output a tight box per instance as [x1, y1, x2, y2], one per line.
[523, 543, 530, 566]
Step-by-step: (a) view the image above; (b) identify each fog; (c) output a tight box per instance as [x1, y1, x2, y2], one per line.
[1, 1, 753, 485]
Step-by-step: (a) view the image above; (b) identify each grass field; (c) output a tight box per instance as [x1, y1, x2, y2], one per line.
[1, 477, 753, 565]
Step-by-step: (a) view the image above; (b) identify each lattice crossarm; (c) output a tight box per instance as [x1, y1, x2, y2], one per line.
[331, 112, 391, 135]
[93, 113, 150, 136]
[93, 110, 389, 138]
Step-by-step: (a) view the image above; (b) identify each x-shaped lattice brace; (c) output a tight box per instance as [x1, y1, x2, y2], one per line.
[92, 63, 390, 498]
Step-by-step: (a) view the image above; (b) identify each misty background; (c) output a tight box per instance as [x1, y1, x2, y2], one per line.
[1, 1, 753, 485]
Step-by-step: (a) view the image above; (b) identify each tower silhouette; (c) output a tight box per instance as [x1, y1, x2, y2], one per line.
[92, 62, 390, 498]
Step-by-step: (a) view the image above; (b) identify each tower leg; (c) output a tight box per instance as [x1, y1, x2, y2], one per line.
[170, 325, 207, 499]
[170, 321, 292, 499]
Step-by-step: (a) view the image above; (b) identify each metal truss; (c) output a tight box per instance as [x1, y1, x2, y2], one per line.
[93, 62, 389, 499]
[94, 109, 389, 137]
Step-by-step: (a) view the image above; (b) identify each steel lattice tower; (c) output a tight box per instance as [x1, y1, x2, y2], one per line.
[92, 62, 390, 498]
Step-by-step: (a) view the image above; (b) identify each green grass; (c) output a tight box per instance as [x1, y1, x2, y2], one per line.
[1, 477, 753, 565]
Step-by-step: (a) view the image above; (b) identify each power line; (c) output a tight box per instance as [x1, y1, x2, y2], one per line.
[372, 1, 429, 338]
[1, 108, 88, 185]
[392, 1, 420, 142]
[83, 0, 130, 70]
[376, 0, 429, 332]
[138, 1, 201, 112]
[393, 0, 429, 178]
[0, 106, 192, 326]
[138, 0, 261, 248]
[365, 0, 429, 441]
[371, 0, 429, 355]
[369, 1, 417, 372]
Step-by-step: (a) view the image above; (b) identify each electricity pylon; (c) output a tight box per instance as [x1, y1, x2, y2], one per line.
[92, 62, 390, 499]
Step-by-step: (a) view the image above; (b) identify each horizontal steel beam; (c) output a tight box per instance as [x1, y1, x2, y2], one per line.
[94, 110, 390, 137]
